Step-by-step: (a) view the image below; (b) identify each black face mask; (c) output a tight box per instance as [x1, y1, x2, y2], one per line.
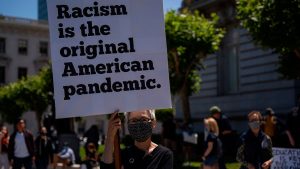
[128, 121, 153, 142]
[41, 132, 47, 136]
[248, 121, 261, 129]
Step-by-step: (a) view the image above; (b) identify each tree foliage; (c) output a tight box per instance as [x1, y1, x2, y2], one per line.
[236, 0, 300, 79]
[0, 66, 53, 124]
[155, 108, 174, 122]
[165, 10, 224, 122]
[278, 51, 300, 79]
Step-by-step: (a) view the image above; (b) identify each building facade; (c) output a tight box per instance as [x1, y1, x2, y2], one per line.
[178, 0, 300, 131]
[0, 16, 49, 85]
[0, 16, 50, 132]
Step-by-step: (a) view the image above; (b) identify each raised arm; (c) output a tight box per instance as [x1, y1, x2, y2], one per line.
[101, 111, 121, 164]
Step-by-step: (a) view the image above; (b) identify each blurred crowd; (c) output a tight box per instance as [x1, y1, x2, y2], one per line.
[0, 96, 299, 169]
[0, 119, 101, 169]
[160, 95, 300, 169]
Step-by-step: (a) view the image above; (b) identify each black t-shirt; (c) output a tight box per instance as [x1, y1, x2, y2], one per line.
[162, 119, 176, 140]
[100, 145, 173, 169]
[204, 133, 221, 158]
[214, 116, 232, 136]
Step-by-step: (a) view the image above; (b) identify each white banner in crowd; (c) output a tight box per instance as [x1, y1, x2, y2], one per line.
[271, 147, 300, 169]
[47, 0, 171, 118]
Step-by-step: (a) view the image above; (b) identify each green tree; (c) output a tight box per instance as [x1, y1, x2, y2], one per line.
[236, 0, 300, 79]
[165, 10, 224, 123]
[0, 83, 27, 123]
[0, 66, 52, 124]
[0, 66, 75, 133]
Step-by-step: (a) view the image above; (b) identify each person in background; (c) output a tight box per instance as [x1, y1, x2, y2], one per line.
[101, 110, 173, 169]
[286, 94, 300, 148]
[54, 142, 75, 169]
[0, 126, 10, 169]
[262, 108, 295, 147]
[162, 113, 177, 151]
[202, 117, 222, 169]
[80, 142, 100, 169]
[210, 106, 232, 169]
[8, 118, 35, 169]
[83, 125, 100, 152]
[35, 127, 54, 169]
[181, 122, 195, 164]
[236, 111, 273, 169]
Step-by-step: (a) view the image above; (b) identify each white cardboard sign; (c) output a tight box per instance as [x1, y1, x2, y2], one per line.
[271, 147, 300, 169]
[47, 0, 171, 118]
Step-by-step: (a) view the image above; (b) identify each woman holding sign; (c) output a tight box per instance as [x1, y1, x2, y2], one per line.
[236, 111, 273, 169]
[100, 110, 173, 169]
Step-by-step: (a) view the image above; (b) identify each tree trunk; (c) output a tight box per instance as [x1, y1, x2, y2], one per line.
[180, 86, 191, 123]
[35, 111, 43, 128]
[55, 118, 75, 134]
[294, 48, 300, 59]
[171, 95, 179, 117]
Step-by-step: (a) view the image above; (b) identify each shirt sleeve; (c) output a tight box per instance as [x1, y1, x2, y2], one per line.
[207, 133, 216, 142]
[264, 135, 273, 160]
[236, 143, 245, 163]
[236, 134, 247, 166]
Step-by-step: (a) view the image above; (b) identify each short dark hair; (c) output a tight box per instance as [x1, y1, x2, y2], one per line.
[265, 108, 275, 116]
[14, 118, 25, 126]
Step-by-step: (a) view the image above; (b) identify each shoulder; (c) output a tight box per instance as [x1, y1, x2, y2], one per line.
[262, 132, 272, 142]
[35, 136, 41, 141]
[157, 145, 172, 153]
[154, 146, 173, 168]
[221, 115, 229, 120]
[221, 115, 231, 124]
[24, 130, 33, 137]
[156, 145, 173, 158]
[68, 147, 75, 152]
[240, 130, 250, 141]
[9, 132, 17, 140]
[10, 132, 16, 138]
[261, 132, 272, 149]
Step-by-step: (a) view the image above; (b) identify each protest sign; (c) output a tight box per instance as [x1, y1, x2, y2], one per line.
[183, 131, 198, 144]
[47, 0, 171, 118]
[271, 147, 300, 169]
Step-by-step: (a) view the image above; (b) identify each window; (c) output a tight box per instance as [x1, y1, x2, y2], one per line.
[0, 38, 5, 54]
[218, 27, 239, 95]
[18, 39, 28, 55]
[0, 66, 5, 84]
[39, 41, 48, 56]
[18, 67, 28, 79]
